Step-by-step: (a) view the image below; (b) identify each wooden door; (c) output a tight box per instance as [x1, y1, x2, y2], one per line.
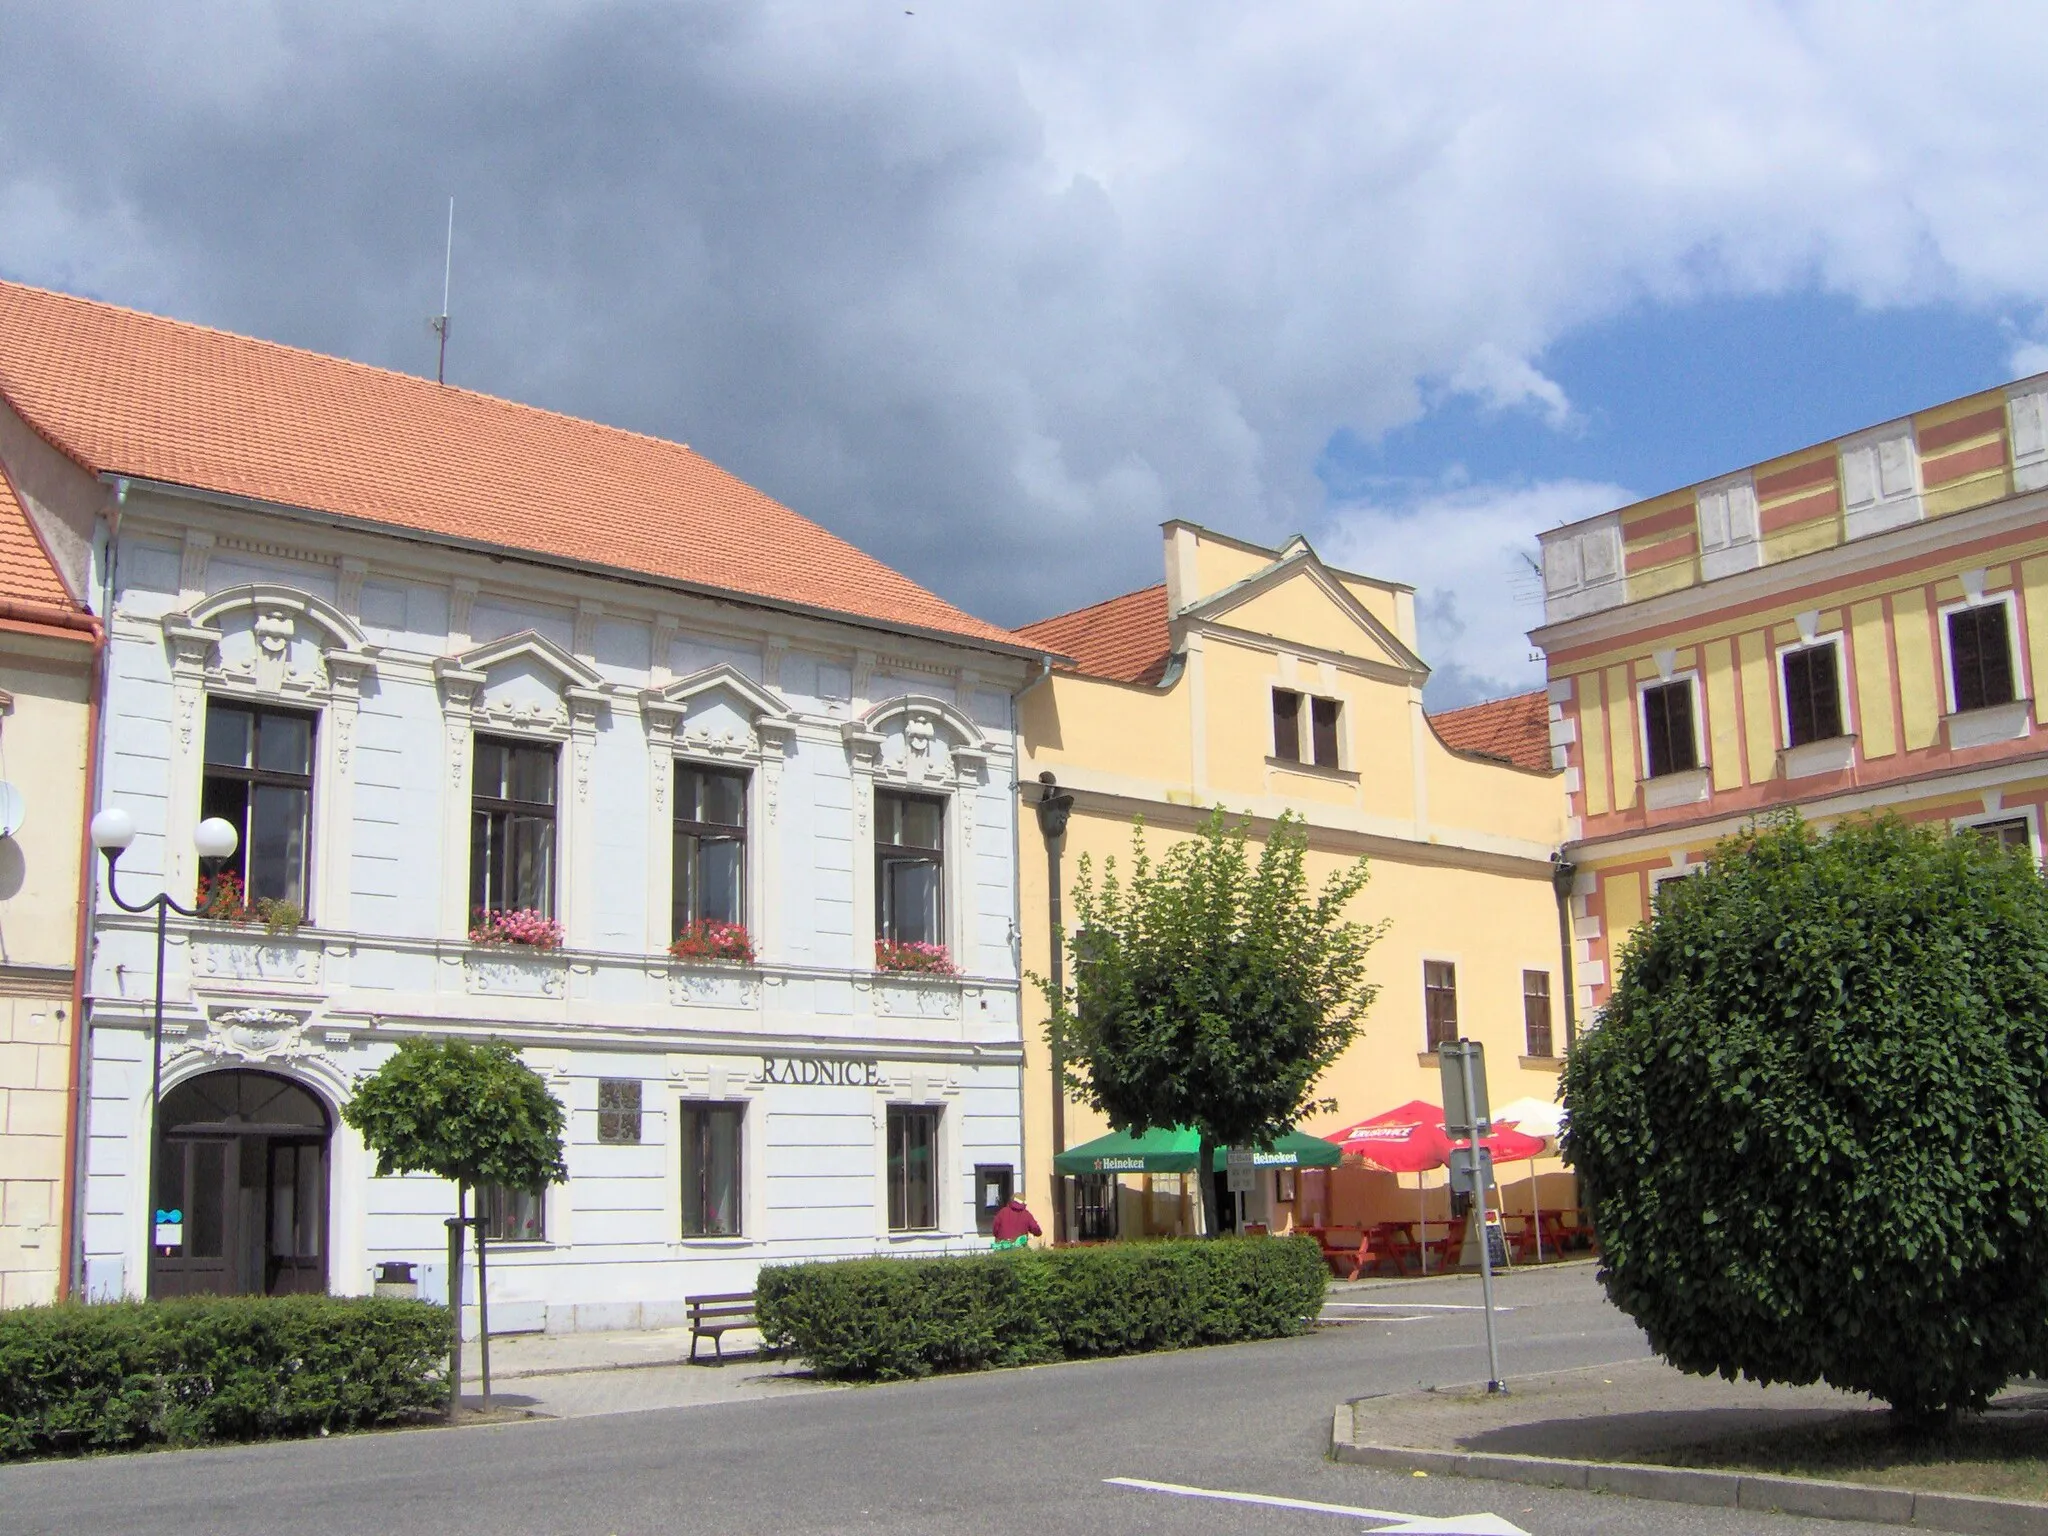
[151, 1137, 237, 1297]
[264, 1139, 328, 1294]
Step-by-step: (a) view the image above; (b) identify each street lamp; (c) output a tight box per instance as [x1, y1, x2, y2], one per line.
[91, 808, 239, 1282]
[1033, 772, 1075, 1243]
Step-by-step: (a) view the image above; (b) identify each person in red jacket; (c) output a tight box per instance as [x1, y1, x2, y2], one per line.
[989, 1194, 1042, 1247]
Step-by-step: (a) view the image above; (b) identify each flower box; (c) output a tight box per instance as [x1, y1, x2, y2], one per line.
[195, 872, 303, 936]
[874, 940, 957, 977]
[468, 908, 565, 950]
[669, 919, 756, 965]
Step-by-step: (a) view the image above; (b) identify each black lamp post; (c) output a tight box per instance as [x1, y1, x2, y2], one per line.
[90, 807, 240, 1290]
[1033, 772, 1075, 1243]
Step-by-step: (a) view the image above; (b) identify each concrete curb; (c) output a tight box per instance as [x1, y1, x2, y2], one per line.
[1329, 1402, 2048, 1534]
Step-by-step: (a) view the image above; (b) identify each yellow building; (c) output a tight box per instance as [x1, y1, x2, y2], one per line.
[1533, 374, 2048, 1017]
[1016, 521, 1571, 1240]
[0, 460, 97, 1306]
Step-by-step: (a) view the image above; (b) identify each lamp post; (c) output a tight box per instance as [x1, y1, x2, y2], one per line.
[90, 808, 240, 1289]
[1033, 772, 1075, 1243]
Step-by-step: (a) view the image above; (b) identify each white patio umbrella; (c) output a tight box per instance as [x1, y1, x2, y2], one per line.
[1491, 1096, 1565, 1261]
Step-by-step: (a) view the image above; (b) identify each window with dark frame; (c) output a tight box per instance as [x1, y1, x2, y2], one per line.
[1272, 688, 1303, 762]
[470, 736, 558, 917]
[1966, 817, 2033, 855]
[1641, 680, 1701, 778]
[1949, 603, 2017, 713]
[680, 1101, 744, 1236]
[478, 1183, 545, 1243]
[673, 764, 748, 933]
[1311, 697, 1342, 769]
[1423, 960, 1459, 1051]
[1782, 643, 1845, 748]
[886, 1104, 941, 1231]
[597, 1079, 642, 1145]
[1523, 970, 1554, 1059]
[201, 701, 315, 911]
[876, 790, 945, 947]
[1074, 1172, 1119, 1242]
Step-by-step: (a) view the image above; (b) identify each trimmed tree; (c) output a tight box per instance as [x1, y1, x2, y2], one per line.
[341, 1037, 566, 1414]
[1563, 814, 2048, 1423]
[1044, 809, 1382, 1236]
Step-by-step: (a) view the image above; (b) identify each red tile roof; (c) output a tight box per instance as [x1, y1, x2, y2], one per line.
[1428, 689, 1552, 772]
[0, 280, 1023, 651]
[0, 460, 77, 610]
[1016, 584, 1173, 685]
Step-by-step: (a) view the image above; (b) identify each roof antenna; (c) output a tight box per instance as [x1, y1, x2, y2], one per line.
[430, 197, 454, 385]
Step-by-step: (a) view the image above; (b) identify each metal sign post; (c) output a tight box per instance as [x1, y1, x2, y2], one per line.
[1439, 1038, 1505, 1394]
[1225, 1149, 1255, 1233]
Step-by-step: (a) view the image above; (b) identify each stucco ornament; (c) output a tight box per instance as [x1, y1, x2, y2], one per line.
[189, 1008, 322, 1065]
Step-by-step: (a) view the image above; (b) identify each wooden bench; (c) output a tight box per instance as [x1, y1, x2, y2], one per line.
[1314, 1225, 1374, 1281]
[686, 1291, 758, 1363]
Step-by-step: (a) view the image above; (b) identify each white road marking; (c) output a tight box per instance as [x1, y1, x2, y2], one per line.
[1320, 1302, 1511, 1314]
[1104, 1476, 1532, 1534]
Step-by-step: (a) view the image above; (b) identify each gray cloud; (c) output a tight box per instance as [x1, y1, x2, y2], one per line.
[9, 3, 2048, 656]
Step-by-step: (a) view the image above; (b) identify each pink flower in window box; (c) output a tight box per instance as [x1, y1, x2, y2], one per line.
[874, 939, 957, 976]
[469, 907, 565, 950]
[669, 919, 757, 965]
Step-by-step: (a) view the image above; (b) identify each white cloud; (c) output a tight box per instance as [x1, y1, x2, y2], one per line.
[1320, 479, 1637, 708]
[4, 4, 2048, 641]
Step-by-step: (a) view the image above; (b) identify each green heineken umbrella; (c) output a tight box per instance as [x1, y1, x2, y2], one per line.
[1052, 1124, 1342, 1176]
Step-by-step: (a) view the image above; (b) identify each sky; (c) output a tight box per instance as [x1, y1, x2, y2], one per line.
[6, 4, 2048, 706]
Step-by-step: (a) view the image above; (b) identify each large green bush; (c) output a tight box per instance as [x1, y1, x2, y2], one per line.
[0, 1295, 448, 1459]
[756, 1236, 1327, 1381]
[1563, 815, 2048, 1421]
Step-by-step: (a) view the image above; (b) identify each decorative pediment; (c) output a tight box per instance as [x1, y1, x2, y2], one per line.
[1178, 542, 1429, 682]
[643, 664, 797, 761]
[164, 583, 377, 699]
[844, 694, 989, 787]
[436, 629, 606, 733]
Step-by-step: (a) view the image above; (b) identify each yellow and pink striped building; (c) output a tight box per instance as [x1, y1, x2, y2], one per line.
[1533, 376, 2048, 1017]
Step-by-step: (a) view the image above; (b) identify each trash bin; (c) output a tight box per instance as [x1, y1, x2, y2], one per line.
[374, 1260, 420, 1299]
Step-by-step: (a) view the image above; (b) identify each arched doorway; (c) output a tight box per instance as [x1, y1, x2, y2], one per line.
[151, 1069, 331, 1298]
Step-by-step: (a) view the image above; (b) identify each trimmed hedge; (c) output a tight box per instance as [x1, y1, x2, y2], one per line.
[756, 1236, 1327, 1380]
[0, 1295, 449, 1459]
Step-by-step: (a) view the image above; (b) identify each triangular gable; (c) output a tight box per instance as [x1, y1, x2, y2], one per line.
[1179, 546, 1427, 680]
[443, 629, 604, 692]
[651, 662, 795, 724]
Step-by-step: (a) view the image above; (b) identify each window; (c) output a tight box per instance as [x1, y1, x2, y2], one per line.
[597, 1079, 642, 1145]
[679, 1101, 744, 1236]
[1949, 603, 2016, 713]
[471, 737, 558, 917]
[1641, 680, 1700, 778]
[1272, 689, 1303, 762]
[974, 1164, 1014, 1235]
[876, 791, 944, 947]
[674, 764, 748, 932]
[1965, 817, 2032, 855]
[1074, 1173, 1120, 1242]
[478, 1183, 545, 1243]
[1523, 970, 1554, 1058]
[1144, 1172, 1186, 1234]
[201, 702, 315, 911]
[1782, 643, 1845, 748]
[1311, 697, 1342, 769]
[1424, 960, 1459, 1050]
[1652, 868, 1701, 910]
[886, 1104, 940, 1231]
[1272, 688, 1342, 768]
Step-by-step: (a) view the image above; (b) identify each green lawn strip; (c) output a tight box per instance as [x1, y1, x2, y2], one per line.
[1640, 1405, 2048, 1503]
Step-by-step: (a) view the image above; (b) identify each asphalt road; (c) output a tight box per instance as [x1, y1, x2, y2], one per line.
[5, 1263, 1905, 1536]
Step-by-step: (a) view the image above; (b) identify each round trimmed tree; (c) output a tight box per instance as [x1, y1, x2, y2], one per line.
[1563, 814, 2048, 1421]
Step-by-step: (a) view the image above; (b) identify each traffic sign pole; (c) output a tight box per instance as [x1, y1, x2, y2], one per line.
[1459, 1041, 1505, 1393]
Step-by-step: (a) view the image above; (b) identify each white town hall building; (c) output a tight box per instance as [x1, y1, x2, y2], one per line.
[0, 280, 1044, 1329]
